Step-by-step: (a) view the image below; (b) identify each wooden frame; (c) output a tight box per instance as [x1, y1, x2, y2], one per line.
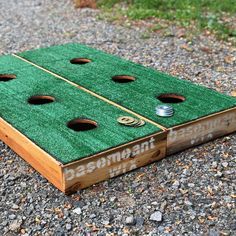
[0, 117, 166, 194]
[167, 107, 236, 154]
[62, 132, 166, 194]
[0, 118, 64, 191]
[1, 53, 235, 194]
[1, 107, 235, 194]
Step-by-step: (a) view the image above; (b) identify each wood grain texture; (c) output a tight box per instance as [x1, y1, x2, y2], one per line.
[62, 132, 166, 194]
[167, 107, 236, 154]
[0, 118, 64, 191]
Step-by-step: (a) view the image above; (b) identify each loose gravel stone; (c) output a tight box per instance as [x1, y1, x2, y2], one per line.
[125, 215, 135, 225]
[72, 207, 82, 215]
[11, 204, 19, 210]
[136, 217, 144, 227]
[89, 213, 96, 219]
[8, 214, 16, 220]
[222, 162, 228, 168]
[172, 180, 180, 188]
[9, 220, 22, 232]
[65, 223, 72, 231]
[0, 0, 235, 235]
[150, 211, 163, 222]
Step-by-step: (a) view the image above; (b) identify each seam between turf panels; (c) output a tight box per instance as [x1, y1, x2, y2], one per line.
[13, 53, 167, 131]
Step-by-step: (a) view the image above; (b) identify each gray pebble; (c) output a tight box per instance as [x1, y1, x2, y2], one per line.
[209, 229, 220, 236]
[184, 200, 193, 206]
[110, 196, 117, 202]
[9, 220, 22, 231]
[72, 207, 82, 215]
[215, 171, 223, 177]
[102, 220, 110, 225]
[89, 213, 96, 219]
[150, 211, 163, 222]
[172, 180, 180, 188]
[11, 204, 19, 210]
[65, 223, 72, 231]
[212, 161, 218, 168]
[125, 215, 135, 225]
[20, 182, 27, 188]
[188, 183, 195, 187]
[136, 217, 144, 227]
[9, 214, 16, 220]
[222, 162, 228, 168]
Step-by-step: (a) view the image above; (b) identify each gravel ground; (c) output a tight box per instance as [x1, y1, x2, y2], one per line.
[0, 0, 235, 235]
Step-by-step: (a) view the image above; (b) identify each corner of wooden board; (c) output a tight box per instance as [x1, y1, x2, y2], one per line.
[167, 107, 236, 155]
[61, 131, 167, 194]
[0, 118, 65, 192]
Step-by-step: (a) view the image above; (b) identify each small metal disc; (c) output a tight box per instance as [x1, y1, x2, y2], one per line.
[125, 118, 140, 126]
[117, 116, 135, 125]
[134, 120, 146, 127]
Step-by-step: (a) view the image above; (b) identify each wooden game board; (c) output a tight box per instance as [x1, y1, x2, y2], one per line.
[0, 43, 235, 194]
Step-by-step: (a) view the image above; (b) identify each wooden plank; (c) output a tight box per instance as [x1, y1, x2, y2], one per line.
[62, 132, 166, 194]
[0, 118, 64, 191]
[167, 107, 236, 154]
[0, 117, 167, 194]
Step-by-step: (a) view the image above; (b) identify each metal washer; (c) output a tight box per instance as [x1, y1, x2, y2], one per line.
[156, 105, 174, 117]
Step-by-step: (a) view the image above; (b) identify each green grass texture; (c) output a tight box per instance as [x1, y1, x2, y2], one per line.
[98, 0, 236, 40]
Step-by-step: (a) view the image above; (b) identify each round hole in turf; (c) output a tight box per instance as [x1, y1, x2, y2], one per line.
[0, 74, 16, 82]
[28, 95, 55, 105]
[112, 75, 136, 83]
[67, 118, 98, 132]
[157, 93, 185, 103]
[70, 58, 91, 64]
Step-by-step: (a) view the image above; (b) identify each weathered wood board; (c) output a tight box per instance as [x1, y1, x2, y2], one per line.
[167, 107, 236, 154]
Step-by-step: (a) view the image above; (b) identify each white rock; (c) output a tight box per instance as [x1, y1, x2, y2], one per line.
[125, 216, 135, 225]
[151, 201, 158, 205]
[172, 180, 180, 188]
[11, 204, 19, 210]
[150, 211, 162, 222]
[65, 223, 72, 231]
[188, 183, 195, 188]
[73, 207, 82, 215]
[102, 220, 110, 225]
[184, 200, 193, 206]
[9, 220, 22, 231]
[222, 162, 228, 168]
[110, 196, 117, 202]
[212, 161, 218, 168]
[20, 182, 27, 188]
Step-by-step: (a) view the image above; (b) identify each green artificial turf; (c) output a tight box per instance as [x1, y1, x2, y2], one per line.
[18, 43, 236, 128]
[0, 55, 161, 164]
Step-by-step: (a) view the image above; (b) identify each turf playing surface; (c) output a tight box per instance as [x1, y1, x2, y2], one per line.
[0, 55, 161, 164]
[18, 43, 236, 128]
